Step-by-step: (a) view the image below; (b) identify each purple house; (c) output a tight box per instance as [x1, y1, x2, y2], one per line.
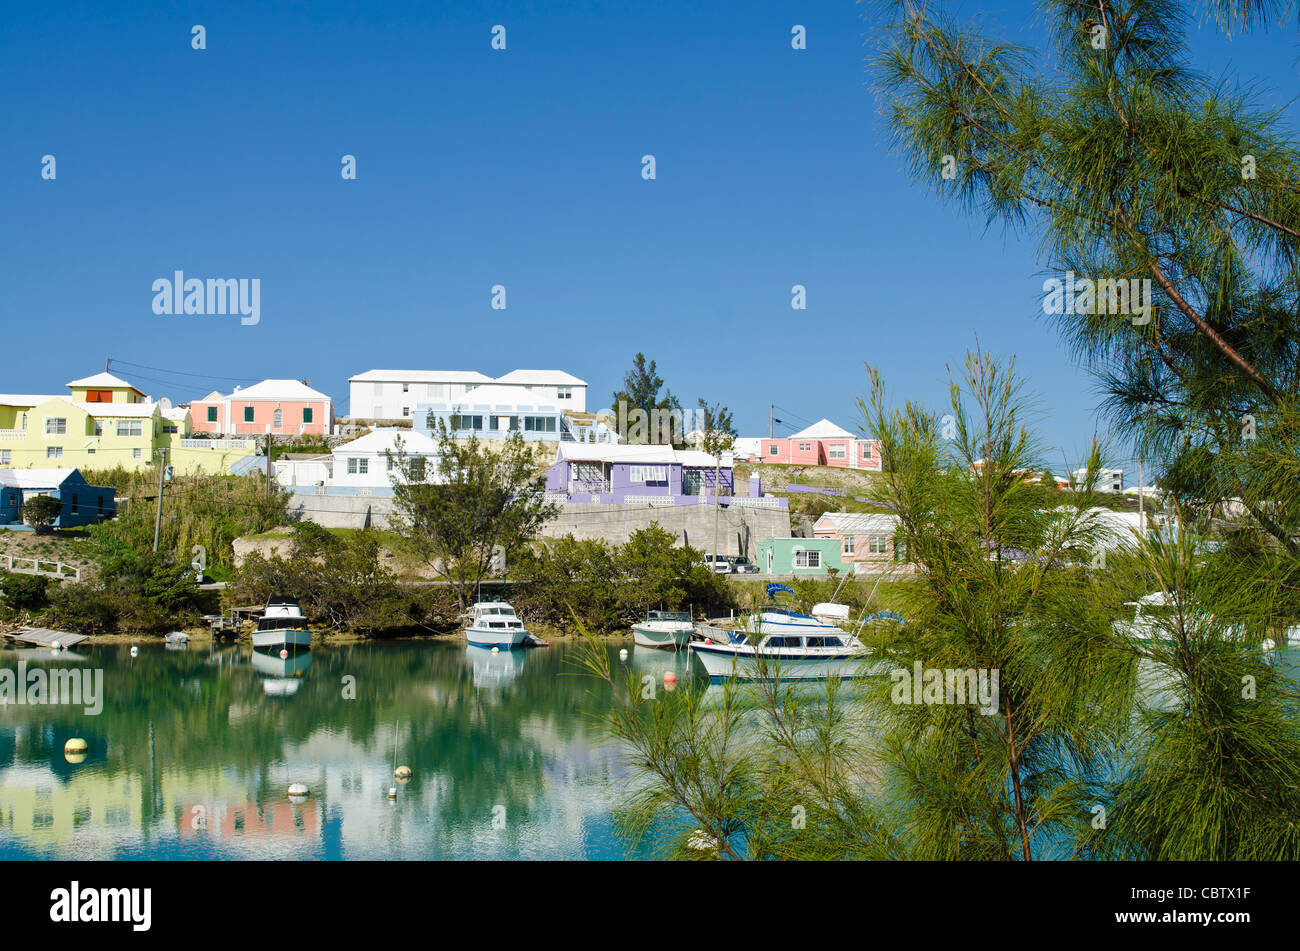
[546, 444, 734, 505]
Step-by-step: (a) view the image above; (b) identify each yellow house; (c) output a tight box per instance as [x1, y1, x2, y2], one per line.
[0, 373, 258, 476]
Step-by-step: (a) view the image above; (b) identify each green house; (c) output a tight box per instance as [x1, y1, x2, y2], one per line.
[756, 537, 847, 576]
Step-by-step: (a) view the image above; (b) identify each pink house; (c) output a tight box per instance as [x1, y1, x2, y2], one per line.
[758, 419, 881, 471]
[813, 511, 902, 571]
[190, 380, 334, 436]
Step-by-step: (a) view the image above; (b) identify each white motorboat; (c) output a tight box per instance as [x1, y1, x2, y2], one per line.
[251, 596, 312, 651]
[688, 584, 893, 682]
[631, 610, 695, 650]
[465, 601, 530, 649]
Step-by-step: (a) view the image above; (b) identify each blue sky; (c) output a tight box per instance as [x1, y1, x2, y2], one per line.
[3, 1, 1297, 473]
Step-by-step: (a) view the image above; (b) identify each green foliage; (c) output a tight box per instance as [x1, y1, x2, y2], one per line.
[874, 0, 1300, 553]
[514, 525, 733, 631]
[21, 495, 63, 532]
[612, 353, 684, 446]
[83, 467, 287, 571]
[45, 581, 120, 635]
[388, 426, 558, 610]
[0, 571, 50, 611]
[585, 350, 1300, 860]
[228, 524, 458, 634]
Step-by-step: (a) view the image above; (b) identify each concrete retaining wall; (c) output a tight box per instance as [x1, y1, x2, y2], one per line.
[284, 496, 790, 556]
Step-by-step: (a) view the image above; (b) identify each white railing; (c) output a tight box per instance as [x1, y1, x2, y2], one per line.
[728, 496, 784, 508]
[568, 480, 611, 494]
[2, 555, 80, 582]
[0, 430, 25, 441]
[542, 493, 568, 504]
[624, 495, 676, 507]
[178, 438, 256, 450]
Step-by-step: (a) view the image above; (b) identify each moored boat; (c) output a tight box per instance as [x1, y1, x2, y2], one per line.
[465, 601, 530, 650]
[251, 596, 312, 651]
[631, 610, 695, 650]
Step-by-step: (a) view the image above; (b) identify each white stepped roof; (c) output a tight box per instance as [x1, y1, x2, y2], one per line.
[349, 369, 494, 384]
[556, 443, 720, 467]
[790, 418, 858, 440]
[495, 369, 587, 386]
[814, 511, 899, 534]
[0, 468, 79, 488]
[430, 384, 557, 407]
[66, 372, 142, 392]
[0, 394, 60, 407]
[333, 428, 440, 455]
[228, 379, 331, 402]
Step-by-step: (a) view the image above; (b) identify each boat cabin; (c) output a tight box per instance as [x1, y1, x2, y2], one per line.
[470, 602, 525, 630]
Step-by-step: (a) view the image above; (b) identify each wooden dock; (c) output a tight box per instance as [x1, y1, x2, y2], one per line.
[1, 626, 90, 648]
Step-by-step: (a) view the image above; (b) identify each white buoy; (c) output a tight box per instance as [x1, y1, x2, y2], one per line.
[50, 640, 61, 651]
[288, 783, 310, 797]
[387, 787, 397, 799]
[490, 646, 499, 654]
[130, 645, 139, 657]
[619, 648, 628, 660]
[64, 738, 89, 755]
[395, 765, 412, 780]
[280, 648, 289, 660]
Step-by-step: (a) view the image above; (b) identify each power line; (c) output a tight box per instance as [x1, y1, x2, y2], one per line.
[107, 358, 259, 385]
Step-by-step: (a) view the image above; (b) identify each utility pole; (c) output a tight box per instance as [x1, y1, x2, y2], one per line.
[152, 448, 168, 552]
[769, 405, 774, 440]
[1138, 455, 1145, 534]
[266, 431, 273, 497]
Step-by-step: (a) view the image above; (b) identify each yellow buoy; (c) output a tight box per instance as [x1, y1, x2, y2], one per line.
[64, 738, 88, 763]
[395, 765, 412, 781]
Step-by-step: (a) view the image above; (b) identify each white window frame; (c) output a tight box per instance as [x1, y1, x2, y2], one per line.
[868, 535, 889, 555]
[828, 444, 846, 459]
[117, 419, 143, 437]
[45, 417, 67, 436]
[842, 535, 855, 556]
[793, 549, 821, 569]
[47, 446, 63, 459]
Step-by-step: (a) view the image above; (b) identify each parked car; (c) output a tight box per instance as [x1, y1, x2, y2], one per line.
[731, 557, 760, 574]
[702, 554, 732, 574]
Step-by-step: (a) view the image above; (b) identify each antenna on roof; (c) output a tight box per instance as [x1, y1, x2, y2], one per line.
[105, 357, 111, 372]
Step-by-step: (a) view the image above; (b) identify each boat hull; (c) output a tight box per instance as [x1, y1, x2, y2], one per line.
[466, 626, 529, 649]
[689, 642, 880, 682]
[631, 622, 694, 650]
[251, 627, 312, 651]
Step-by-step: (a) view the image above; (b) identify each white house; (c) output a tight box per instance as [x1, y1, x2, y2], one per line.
[330, 429, 440, 489]
[1072, 467, 1124, 493]
[347, 368, 588, 422]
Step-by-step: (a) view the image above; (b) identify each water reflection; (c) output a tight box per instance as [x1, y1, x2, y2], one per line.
[0, 641, 641, 860]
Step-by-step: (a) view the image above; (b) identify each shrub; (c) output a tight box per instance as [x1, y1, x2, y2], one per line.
[0, 571, 50, 611]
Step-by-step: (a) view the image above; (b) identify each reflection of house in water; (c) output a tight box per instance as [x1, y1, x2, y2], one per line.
[179, 799, 319, 839]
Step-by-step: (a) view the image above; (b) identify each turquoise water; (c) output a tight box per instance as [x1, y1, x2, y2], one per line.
[0, 640, 699, 860]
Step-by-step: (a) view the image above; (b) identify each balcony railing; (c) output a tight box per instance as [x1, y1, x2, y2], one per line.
[0, 430, 25, 441]
[568, 479, 611, 495]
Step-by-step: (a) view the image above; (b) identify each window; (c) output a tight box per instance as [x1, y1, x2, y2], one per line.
[87, 448, 95, 455]
[402, 384, 409, 393]
[238, 406, 251, 423]
[97, 496, 103, 515]
[630, 465, 668, 484]
[85, 389, 113, 403]
[70, 493, 78, 514]
[302, 407, 313, 424]
[451, 414, 483, 431]
[765, 636, 801, 648]
[861, 443, 873, 459]
[117, 420, 143, 437]
[868, 535, 889, 555]
[842, 535, 855, 556]
[132, 449, 142, 461]
[828, 444, 846, 459]
[793, 549, 822, 569]
[524, 416, 556, 432]
[557, 387, 572, 400]
[47, 446, 63, 459]
[163, 425, 177, 434]
[347, 458, 358, 474]
[0, 450, 8, 465]
[45, 417, 66, 435]
[769, 445, 778, 456]
[273, 409, 283, 429]
[207, 406, 218, 423]
[358, 458, 368, 474]
[402, 407, 410, 418]
[799, 442, 811, 451]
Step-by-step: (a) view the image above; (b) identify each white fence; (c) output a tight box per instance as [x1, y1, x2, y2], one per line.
[1, 555, 81, 582]
[178, 439, 256, 450]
